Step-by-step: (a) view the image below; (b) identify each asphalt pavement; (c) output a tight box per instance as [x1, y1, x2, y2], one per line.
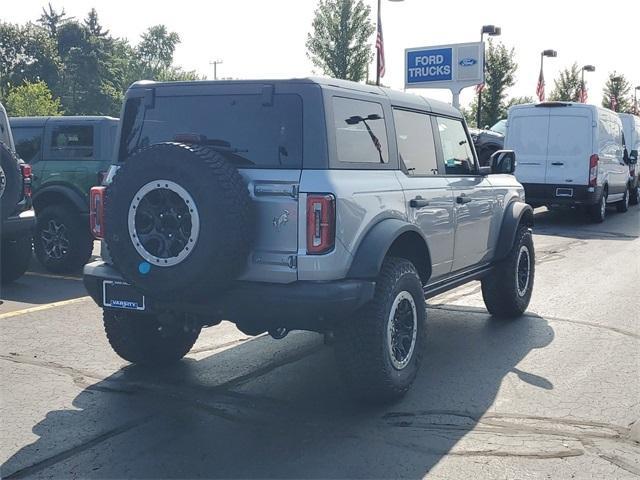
[1, 206, 639, 479]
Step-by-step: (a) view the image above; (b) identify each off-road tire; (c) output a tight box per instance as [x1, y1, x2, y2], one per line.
[105, 143, 253, 298]
[616, 188, 629, 213]
[335, 257, 426, 403]
[1, 235, 32, 283]
[0, 142, 22, 221]
[629, 183, 639, 205]
[482, 226, 535, 318]
[588, 189, 607, 223]
[103, 309, 201, 366]
[34, 205, 94, 273]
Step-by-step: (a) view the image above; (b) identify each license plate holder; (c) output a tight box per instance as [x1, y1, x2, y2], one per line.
[103, 281, 145, 311]
[556, 188, 573, 198]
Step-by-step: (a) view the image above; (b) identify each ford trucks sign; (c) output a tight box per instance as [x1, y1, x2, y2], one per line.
[405, 42, 484, 91]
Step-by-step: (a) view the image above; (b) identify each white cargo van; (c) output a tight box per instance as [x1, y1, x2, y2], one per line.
[619, 113, 640, 204]
[505, 102, 629, 222]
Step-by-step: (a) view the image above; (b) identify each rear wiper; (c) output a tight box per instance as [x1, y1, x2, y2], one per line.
[173, 133, 254, 165]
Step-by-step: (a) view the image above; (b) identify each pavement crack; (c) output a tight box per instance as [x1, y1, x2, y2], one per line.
[2, 415, 155, 479]
[0, 354, 104, 389]
[427, 304, 640, 340]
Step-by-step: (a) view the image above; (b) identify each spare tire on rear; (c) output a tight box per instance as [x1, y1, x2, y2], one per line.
[105, 142, 254, 297]
[1, 141, 22, 221]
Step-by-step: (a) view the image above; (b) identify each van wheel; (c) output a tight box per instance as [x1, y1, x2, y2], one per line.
[1, 235, 32, 284]
[616, 188, 629, 213]
[103, 310, 201, 366]
[482, 226, 534, 318]
[34, 205, 94, 273]
[334, 257, 426, 403]
[629, 184, 639, 205]
[588, 190, 607, 223]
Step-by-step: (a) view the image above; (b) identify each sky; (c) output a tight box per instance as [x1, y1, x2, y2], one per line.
[3, 0, 640, 111]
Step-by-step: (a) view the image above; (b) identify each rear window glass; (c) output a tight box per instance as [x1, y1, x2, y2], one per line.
[549, 116, 590, 156]
[13, 127, 44, 163]
[50, 125, 94, 159]
[333, 97, 389, 164]
[120, 94, 303, 169]
[508, 116, 549, 155]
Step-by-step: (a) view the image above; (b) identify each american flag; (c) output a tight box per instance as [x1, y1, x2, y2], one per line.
[376, 9, 385, 78]
[611, 96, 618, 111]
[475, 83, 485, 94]
[536, 67, 545, 102]
[579, 83, 588, 103]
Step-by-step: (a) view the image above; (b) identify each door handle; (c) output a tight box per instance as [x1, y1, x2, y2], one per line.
[410, 196, 430, 208]
[456, 194, 472, 204]
[551, 162, 564, 166]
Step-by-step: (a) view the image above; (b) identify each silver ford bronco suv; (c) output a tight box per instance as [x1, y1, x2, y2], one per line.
[83, 78, 534, 402]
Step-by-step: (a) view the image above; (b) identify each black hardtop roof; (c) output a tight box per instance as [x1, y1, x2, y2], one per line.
[10, 115, 118, 127]
[128, 77, 461, 118]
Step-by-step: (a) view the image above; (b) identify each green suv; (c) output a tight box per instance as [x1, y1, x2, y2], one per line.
[10, 116, 118, 272]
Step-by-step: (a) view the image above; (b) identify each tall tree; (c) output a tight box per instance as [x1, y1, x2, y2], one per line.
[306, 0, 375, 81]
[84, 8, 108, 38]
[549, 63, 582, 101]
[136, 25, 180, 77]
[602, 72, 632, 112]
[38, 3, 71, 38]
[470, 40, 518, 127]
[5, 80, 63, 116]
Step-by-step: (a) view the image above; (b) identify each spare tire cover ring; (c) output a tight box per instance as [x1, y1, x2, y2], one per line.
[128, 179, 200, 267]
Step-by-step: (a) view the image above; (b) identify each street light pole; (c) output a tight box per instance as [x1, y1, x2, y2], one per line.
[635, 86, 640, 114]
[538, 49, 557, 101]
[477, 25, 501, 128]
[580, 65, 595, 103]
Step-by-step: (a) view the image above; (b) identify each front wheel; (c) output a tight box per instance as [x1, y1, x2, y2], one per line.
[34, 205, 94, 273]
[1, 235, 32, 283]
[629, 182, 639, 205]
[616, 188, 629, 213]
[335, 257, 426, 403]
[482, 226, 535, 318]
[103, 310, 201, 366]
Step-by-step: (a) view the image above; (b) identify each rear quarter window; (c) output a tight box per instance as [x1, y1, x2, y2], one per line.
[12, 126, 44, 163]
[50, 125, 94, 159]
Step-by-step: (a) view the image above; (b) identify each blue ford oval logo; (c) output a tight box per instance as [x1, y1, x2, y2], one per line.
[459, 58, 477, 67]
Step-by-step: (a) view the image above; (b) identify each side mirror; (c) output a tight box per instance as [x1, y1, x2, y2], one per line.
[490, 150, 517, 174]
[630, 150, 638, 165]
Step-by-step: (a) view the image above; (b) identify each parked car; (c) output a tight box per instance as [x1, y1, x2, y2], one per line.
[83, 78, 534, 402]
[10, 116, 118, 272]
[0, 103, 35, 283]
[505, 102, 629, 222]
[618, 113, 640, 205]
[469, 121, 504, 166]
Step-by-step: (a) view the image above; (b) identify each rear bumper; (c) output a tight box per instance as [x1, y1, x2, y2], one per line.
[1, 209, 36, 239]
[83, 261, 375, 333]
[523, 183, 602, 207]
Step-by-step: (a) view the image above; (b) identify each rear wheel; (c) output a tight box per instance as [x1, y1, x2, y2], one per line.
[616, 188, 629, 213]
[335, 257, 426, 403]
[482, 226, 535, 318]
[588, 189, 607, 223]
[103, 309, 201, 366]
[1, 235, 32, 283]
[34, 205, 94, 273]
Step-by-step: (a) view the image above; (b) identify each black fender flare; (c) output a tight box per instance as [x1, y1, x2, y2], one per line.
[33, 184, 87, 213]
[347, 218, 431, 281]
[494, 201, 534, 262]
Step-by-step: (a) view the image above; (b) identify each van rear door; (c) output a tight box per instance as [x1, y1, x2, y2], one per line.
[507, 108, 550, 185]
[546, 107, 592, 186]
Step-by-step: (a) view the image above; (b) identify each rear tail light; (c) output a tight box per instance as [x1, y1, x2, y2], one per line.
[589, 154, 599, 187]
[20, 164, 32, 197]
[306, 194, 335, 255]
[90, 186, 106, 240]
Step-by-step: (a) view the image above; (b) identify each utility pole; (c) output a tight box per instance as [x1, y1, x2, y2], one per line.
[209, 59, 223, 80]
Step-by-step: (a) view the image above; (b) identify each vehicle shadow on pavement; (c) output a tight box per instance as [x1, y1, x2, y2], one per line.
[1, 307, 555, 479]
[533, 205, 640, 241]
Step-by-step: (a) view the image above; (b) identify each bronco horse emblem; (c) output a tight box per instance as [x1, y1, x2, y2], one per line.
[273, 210, 290, 231]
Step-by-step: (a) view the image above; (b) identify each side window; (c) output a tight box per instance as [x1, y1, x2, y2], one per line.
[13, 127, 44, 163]
[436, 117, 476, 175]
[333, 97, 389, 164]
[392, 109, 438, 175]
[50, 125, 94, 159]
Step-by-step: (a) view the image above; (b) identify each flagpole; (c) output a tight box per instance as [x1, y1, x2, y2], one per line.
[376, 0, 381, 86]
